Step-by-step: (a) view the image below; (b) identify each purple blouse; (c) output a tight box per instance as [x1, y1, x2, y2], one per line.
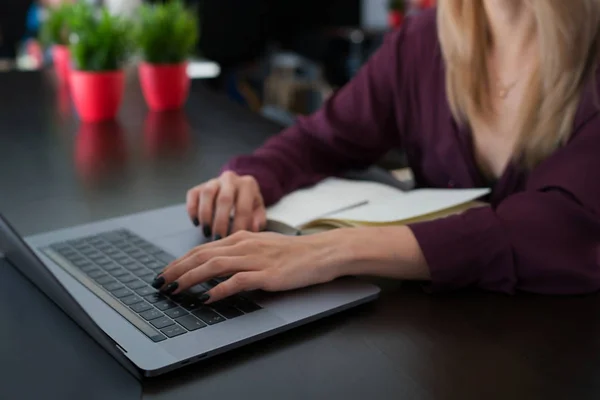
[223, 10, 600, 295]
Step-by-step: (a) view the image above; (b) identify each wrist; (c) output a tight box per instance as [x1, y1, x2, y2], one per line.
[323, 226, 430, 281]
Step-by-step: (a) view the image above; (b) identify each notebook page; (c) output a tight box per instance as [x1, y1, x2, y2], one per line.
[326, 188, 490, 223]
[266, 177, 406, 227]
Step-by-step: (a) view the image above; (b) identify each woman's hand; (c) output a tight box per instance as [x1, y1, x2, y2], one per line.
[154, 227, 431, 304]
[186, 171, 266, 240]
[155, 230, 357, 303]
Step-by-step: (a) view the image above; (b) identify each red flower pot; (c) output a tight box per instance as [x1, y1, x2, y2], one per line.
[52, 45, 71, 82]
[139, 62, 190, 111]
[389, 10, 404, 28]
[70, 70, 125, 122]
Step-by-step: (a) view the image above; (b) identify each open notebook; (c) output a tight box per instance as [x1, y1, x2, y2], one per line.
[265, 178, 490, 234]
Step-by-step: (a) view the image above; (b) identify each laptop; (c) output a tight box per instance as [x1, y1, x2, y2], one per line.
[0, 204, 380, 378]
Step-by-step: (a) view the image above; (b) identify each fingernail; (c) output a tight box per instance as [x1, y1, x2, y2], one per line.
[198, 293, 210, 303]
[192, 218, 200, 227]
[203, 225, 212, 238]
[213, 234, 222, 241]
[151, 275, 165, 289]
[162, 281, 179, 295]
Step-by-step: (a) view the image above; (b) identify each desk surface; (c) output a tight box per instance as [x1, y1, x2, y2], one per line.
[1, 71, 600, 400]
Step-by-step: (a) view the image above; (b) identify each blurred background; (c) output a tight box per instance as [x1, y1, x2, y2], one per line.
[0, 0, 433, 159]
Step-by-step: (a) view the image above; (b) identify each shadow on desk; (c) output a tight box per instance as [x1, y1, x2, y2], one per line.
[143, 278, 600, 400]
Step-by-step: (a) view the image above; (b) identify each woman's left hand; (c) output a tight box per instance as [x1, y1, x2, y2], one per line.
[156, 230, 355, 303]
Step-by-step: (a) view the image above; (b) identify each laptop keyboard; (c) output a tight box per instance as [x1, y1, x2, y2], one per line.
[42, 229, 261, 342]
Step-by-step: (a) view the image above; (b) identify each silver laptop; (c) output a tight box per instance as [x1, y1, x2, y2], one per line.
[0, 205, 380, 378]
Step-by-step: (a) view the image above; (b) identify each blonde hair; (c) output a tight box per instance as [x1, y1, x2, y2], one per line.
[437, 0, 600, 168]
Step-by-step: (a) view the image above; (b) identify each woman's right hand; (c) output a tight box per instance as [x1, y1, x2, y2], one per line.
[186, 171, 267, 240]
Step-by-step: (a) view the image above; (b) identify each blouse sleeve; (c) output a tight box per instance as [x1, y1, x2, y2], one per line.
[221, 23, 415, 205]
[409, 114, 600, 295]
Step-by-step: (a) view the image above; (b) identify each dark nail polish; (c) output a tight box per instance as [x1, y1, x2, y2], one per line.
[151, 275, 165, 289]
[198, 293, 210, 303]
[213, 234, 222, 241]
[192, 218, 200, 227]
[162, 281, 179, 295]
[203, 225, 212, 238]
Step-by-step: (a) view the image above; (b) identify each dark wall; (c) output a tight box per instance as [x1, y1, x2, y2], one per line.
[0, 0, 33, 58]
[198, 0, 361, 67]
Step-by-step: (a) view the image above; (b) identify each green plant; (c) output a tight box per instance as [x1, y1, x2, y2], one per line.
[135, 0, 199, 64]
[39, 2, 74, 46]
[68, 4, 133, 71]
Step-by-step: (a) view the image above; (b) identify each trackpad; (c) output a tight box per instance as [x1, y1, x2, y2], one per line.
[154, 228, 208, 258]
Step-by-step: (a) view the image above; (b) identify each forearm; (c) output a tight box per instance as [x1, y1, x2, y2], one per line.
[327, 226, 431, 281]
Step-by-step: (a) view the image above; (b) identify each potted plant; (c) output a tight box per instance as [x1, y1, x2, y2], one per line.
[39, 2, 74, 82]
[68, 4, 132, 122]
[388, 0, 406, 28]
[134, 0, 199, 111]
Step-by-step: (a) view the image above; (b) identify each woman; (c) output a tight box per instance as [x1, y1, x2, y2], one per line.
[154, 1, 600, 302]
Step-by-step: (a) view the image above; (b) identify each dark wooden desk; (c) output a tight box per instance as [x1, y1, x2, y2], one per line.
[1, 71, 600, 400]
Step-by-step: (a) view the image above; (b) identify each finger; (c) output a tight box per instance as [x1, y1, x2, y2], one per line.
[173, 256, 254, 294]
[252, 207, 267, 232]
[198, 179, 219, 237]
[160, 231, 252, 283]
[160, 242, 242, 285]
[186, 186, 201, 226]
[205, 271, 267, 303]
[212, 176, 236, 239]
[231, 180, 255, 233]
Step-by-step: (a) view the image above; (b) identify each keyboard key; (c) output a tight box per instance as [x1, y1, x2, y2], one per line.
[94, 257, 112, 266]
[131, 237, 149, 246]
[192, 307, 226, 325]
[150, 316, 175, 329]
[133, 268, 151, 277]
[140, 272, 156, 283]
[88, 252, 103, 260]
[120, 258, 136, 267]
[103, 262, 121, 272]
[112, 254, 129, 263]
[104, 247, 119, 255]
[164, 307, 187, 319]
[80, 265, 98, 273]
[161, 324, 186, 338]
[154, 300, 177, 311]
[95, 276, 116, 285]
[124, 263, 143, 272]
[126, 280, 147, 290]
[136, 287, 157, 297]
[144, 293, 166, 304]
[150, 333, 167, 342]
[103, 282, 123, 291]
[72, 259, 92, 268]
[126, 249, 145, 258]
[143, 260, 162, 270]
[232, 297, 262, 313]
[102, 231, 128, 242]
[130, 301, 152, 313]
[175, 315, 206, 331]
[121, 295, 143, 306]
[118, 274, 137, 284]
[88, 270, 106, 279]
[112, 288, 132, 298]
[140, 309, 163, 321]
[180, 298, 202, 311]
[110, 268, 129, 277]
[154, 252, 176, 265]
[134, 255, 152, 263]
[211, 303, 244, 319]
